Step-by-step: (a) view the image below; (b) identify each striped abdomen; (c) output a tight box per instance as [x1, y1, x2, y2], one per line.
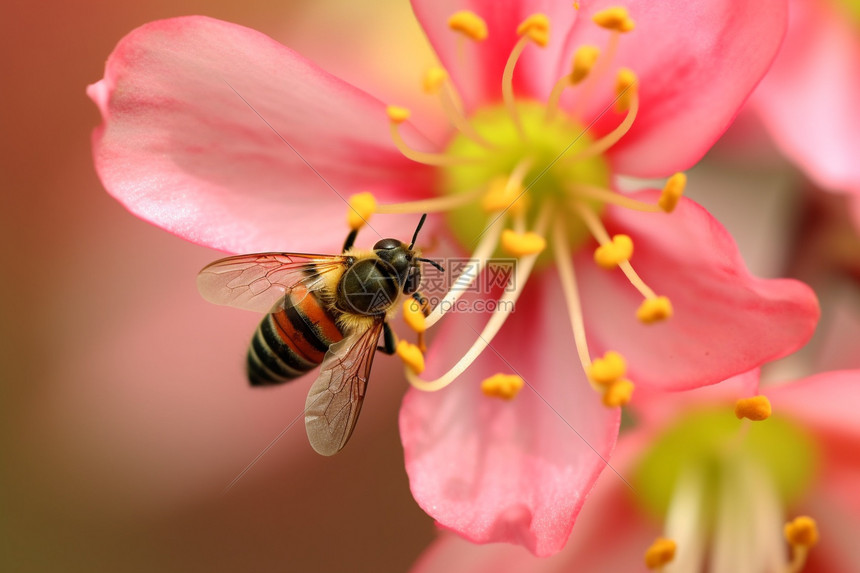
[247, 285, 344, 386]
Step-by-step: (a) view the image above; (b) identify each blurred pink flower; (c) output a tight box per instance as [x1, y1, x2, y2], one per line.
[752, 0, 860, 222]
[88, 0, 819, 556]
[412, 369, 860, 572]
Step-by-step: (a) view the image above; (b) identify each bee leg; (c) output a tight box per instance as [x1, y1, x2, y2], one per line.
[342, 229, 359, 253]
[412, 292, 432, 317]
[377, 321, 398, 355]
[410, 292, 432, 352]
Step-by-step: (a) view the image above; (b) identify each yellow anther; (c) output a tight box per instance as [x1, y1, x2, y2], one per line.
[593, 234, 634, 269]
[658, 172, 686, 213]
[570, 45, 601, 84]
[592, 7, 635, 33]
[734, 395, 772, 421]
[397, 340, 425, 375]
[517, 14, 550, 46]
[517, 13, 550, 35]
[448, 10, 488, 41]
[588, 351, 627, 385]
[402, 298, 427, 334]
[644, 537, 677, 569]
[481, 373, 525, 400]
[784, 516, 819, 548]
[637, 296, 673, 324]
[346, 192, 377, 230]
[422, 67, 449, 95]
[614, 67, 638, 112]
[602, 378, 634, 407]
[481, 177, 528, 214]
[387, 105, 411, 124]
[501, 230, 546, 256]
[573, 2, 580, 9]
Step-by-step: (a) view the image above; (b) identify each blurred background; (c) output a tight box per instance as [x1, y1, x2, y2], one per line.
[1, 1, 440, 571]
[3, 1, 860, 572]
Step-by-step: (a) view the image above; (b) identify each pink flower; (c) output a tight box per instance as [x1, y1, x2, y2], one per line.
[751, 0, 860, 221]
[412, 370, 860, 571]
[88, 0, 818, 556]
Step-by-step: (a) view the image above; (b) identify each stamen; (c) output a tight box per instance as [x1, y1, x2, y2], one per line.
[406, 204, 550, 392]
[588, 350, 626, 386]
[516, 14, 550, 47]
[592, 7, 636, 33]
[403, 298, 427, 352]
[614, 67, 638, 112]
[425, 67, 495, 149]
[481, 373, 525, 400]
[784, 516, 818, 573]
[570, 200, 669, 316]
[346, 192, 377, 230]
[424, 215, 505, 329]
[602, 378, 634, 407]
[376, 186, 485, 214]
[388, 106, 477, 166]
[571, 45, 602, 85]
[569, 69, 640, 161]
[396, 340, 425, 374]
[658, 173, 687, 213]
[637, 296, 673, 324]
[785, 516, 818, 549]
[644, 537, 677, 570]
[545, 45, 601, 123]
[593, 234, 634, 269]
[552, 215, 596, 385]
[501, 230, 546, 256]
[422, 67, 448, 94]
[569, 182, 662, 213]
[481, 157, 533, 214]
[504, 15, 550, 140]
[734, 396, 772, 422]
[503, 35, 532, 141]
[571, 28, 621, 119]
[448, 11, 488, 41]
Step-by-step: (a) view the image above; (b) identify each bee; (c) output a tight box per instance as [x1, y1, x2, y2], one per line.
[197, 214, 442, 455]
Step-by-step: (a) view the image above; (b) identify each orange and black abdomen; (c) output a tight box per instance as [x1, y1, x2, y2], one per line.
[247, 285, 344, 386]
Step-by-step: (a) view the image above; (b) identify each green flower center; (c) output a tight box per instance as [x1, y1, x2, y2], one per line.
[634, 407, 818, 520]
[440, 102, 611, 261]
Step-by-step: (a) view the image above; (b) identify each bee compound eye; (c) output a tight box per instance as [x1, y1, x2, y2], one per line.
[373, 238, 402, 250]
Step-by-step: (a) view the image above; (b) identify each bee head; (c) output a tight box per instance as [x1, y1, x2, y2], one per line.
[373, 238, 420, 294]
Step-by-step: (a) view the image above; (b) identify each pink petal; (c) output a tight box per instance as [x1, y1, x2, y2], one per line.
[558, 0, 788, 177]
[802, 491, 860, 573]
[576, 191, 819, 391]
[400, 270, 619, 556]
[752, 0, 860, 197]
[770, 371, 860, 438]
[769, 371, 860, 520]
[410, 431, 656, 572]
[410, 0, 581, 110]
[89, 16, 435, 254]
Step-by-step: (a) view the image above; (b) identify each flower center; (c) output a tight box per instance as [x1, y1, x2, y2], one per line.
[634, 405, 819, 571]
[351, 6, 689, 409]
[441, 102, 611, 260]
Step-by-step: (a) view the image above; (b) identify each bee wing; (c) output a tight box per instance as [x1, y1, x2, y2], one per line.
[197, 252, 346, 313]
[304, 321, 384, 456]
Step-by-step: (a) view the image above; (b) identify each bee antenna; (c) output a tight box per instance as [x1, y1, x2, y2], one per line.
[409, 214, 428, 249]
[417, 257, 445, 272]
